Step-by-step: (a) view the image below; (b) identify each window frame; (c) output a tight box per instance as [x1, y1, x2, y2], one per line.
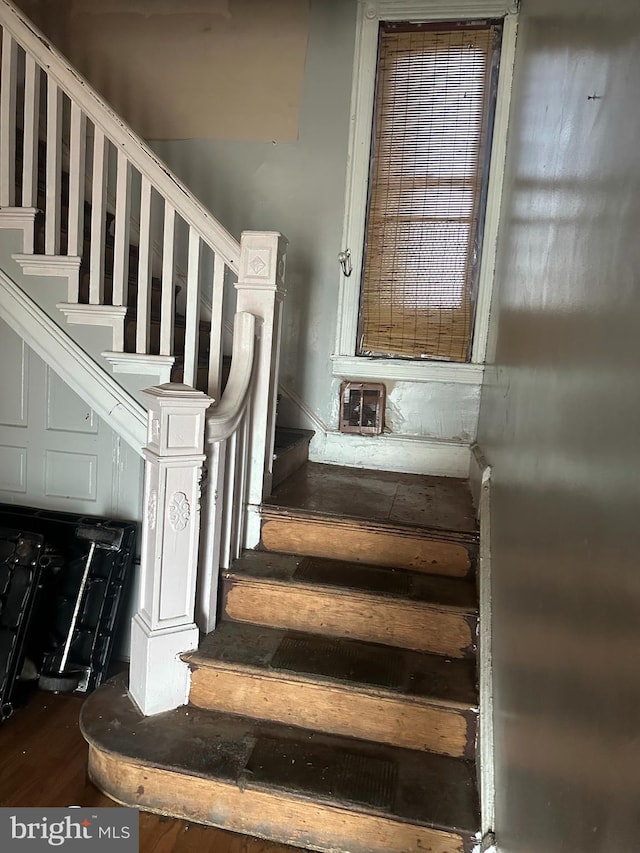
[332, 0, 519, 384]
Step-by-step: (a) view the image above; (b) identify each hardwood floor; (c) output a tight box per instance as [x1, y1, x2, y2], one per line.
[0, 688, 309, 853]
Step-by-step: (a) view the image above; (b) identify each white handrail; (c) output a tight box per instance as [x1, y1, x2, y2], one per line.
[207, 312, 256, 443]
[0, 0, 240, 270]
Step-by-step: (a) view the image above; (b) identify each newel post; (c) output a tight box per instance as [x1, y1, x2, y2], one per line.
[129, 383, 212, 716]
[235, 231, 287, 546]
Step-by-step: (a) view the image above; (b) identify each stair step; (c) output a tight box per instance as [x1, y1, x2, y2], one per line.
[222, 551, 478, 657]
[81, 675, 479, 853]
[261, 506, 476, 577]
[272, 427, 315, 490]
[185, 621, 477, 757]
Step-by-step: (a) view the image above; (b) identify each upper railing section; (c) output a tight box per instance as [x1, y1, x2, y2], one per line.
[0, 0, 241, 398]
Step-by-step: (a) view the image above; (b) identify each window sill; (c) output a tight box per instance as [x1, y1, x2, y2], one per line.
[331, 355, 485, 385]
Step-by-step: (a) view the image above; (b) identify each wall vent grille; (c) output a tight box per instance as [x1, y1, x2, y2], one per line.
[339, 382, 385, 436]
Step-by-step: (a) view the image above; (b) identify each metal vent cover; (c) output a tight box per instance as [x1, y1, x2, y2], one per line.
[339, 381, 385, 435]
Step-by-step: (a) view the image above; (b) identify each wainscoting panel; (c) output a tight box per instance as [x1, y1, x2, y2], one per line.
[0, 334, 28, 427]
[0, 444, 27, 492]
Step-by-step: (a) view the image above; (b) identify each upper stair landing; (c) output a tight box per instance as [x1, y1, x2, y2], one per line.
[265, 462, 477, 534]
[260, 462, 478, 578]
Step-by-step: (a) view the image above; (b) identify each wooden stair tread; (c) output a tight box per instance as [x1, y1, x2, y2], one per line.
[264, 462, 478, 537]
[227, 551, 478, 613]
[187, 621, 478, 708]
[81, 674, 479, 841]
[273, 428, 315, 456]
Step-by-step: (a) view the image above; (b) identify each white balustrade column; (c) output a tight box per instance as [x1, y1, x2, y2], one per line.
[130, 383, 213, 716]
[235, 231, 287, 547]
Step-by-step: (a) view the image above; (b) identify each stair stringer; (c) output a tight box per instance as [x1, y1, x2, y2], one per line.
[0, 265, 146, 456]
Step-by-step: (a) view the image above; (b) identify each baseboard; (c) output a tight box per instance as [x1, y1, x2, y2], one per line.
[277, 383, 329, 436]
[310, 430, 471, 478]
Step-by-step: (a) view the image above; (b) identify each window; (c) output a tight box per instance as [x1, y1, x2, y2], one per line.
[359, 22, 502, 362]
[333, 1, 518, 384]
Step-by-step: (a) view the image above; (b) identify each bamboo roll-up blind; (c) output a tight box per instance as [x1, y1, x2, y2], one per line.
[358, 22, 501, 362]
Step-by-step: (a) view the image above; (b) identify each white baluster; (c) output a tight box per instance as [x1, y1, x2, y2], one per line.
[235, 231, 287, 546]
[183, 227, 201, 386]
[207, 252, 225, 398]
[160, 202, 175, 356]
[130, 383, 212, 716]
[45, 78, 62, 255]
[232, 411, 250, 560]
[22, 54, 40, 209]
[220, 427, 237, 571]
[111, 148, 131, 310]
[136, 175, 152, 353]
[67, 103, 87, 286]
[0, 30, 17, 208]
[196, 438, 226, 633]
[89, 127, 107, 302]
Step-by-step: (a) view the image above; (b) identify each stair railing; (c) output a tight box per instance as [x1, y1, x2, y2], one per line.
[0, 0, 238, 397]
[130, 233, 286, 714]
[0, 0, 288, 715]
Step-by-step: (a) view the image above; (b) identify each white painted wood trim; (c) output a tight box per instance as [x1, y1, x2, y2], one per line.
[478, 460, 495, 840]
[332, 355, 485, 384]
[45, 77, 62, 256]
[13, 253, 82, 300]
[470, 12, 519, 362]
[0, 207, 38, 254]
[136, 176, 153, 354]
[197, 438, 227, 633]
[102, 352, 174, 384]
[13, 253, 82, 277]
[130, 382, 212, 715]
[277, 382, 329, 436]
[159, 202, 176, 357]
[67, 102, 87, 261]
[207, 253, 225, 399]
[234, 231, 287, 517]
[112, 149, 131, 308]
[0, 267, 146, 454]
[183, 227, 201, 387]
[57, 303, 126, 351]
[22, 54, 40, 208]
[0, 0, 240, 271]
[0, 29, 17, 208]
[310, 430, 471, 478]
[335, 0, 519, 373]
[89, 127, 108, 304]
[369, 0, 515, 16]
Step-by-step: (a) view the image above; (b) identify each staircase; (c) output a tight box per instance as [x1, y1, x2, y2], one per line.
[0, 3, 485, 851]
[81, 465, 481, 853]
[0, 0, 286, 689]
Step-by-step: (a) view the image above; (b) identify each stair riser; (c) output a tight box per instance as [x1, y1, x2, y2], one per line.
[88, 746, 472, 853]
[272, 438, 313, 490]
[260, 516, 474, 578]
[189, 667, 476, 758]
[223, 579, 476, 658]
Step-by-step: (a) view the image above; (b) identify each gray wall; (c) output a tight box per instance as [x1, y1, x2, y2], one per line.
[13, 0, 482, 470]
[150, 0, 356, 431]
[477, 0, 640, 850]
